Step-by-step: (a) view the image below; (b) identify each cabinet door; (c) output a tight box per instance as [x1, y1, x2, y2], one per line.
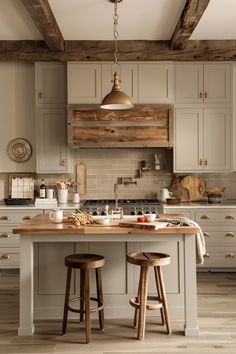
[67, 63, 101, 103]
[37, 108, 72, 173]
[203, 108, 231, 171]
[204, 64, 231, 103]
[175, 64, 203, 103]
[174, 108, 203, 172]
[102, 63, 138, 103]
[35, 62, 66, 105]
[138, 63, 173, 103]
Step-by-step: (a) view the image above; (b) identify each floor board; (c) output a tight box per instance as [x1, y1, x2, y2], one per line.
[0, 271, 236, 353]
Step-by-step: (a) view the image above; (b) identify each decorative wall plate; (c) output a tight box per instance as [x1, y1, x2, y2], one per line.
[6, 138, 32, 163]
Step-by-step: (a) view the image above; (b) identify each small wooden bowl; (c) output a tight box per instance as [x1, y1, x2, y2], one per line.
[166, 198, 181, 205]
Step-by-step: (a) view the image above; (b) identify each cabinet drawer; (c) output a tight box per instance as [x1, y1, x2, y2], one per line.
[0, 210, 41, 224]
[0, 248, 19, 268]
[200, 247, 236, 268]
[0, 227, 20, 245]
[201, 226, 236, 244]
[195, 210, 236, 224]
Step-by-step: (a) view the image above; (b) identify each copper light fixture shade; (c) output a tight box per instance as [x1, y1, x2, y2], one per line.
[101, 0, 133, 110]
[101, 72, 134, 110]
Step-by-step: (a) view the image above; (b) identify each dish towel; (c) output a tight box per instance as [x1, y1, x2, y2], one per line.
[157, 217, 207, 264]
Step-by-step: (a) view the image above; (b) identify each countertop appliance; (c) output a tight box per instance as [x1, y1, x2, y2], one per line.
[81, 199, 163, 216]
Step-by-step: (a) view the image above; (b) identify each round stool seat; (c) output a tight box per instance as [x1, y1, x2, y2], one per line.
[127, 252, 171, 267]
[65, 254, 105, 269]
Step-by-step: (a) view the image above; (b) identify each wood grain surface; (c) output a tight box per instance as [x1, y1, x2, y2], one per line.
[180, 176, 205, 201]
[12, 214, 199, 235]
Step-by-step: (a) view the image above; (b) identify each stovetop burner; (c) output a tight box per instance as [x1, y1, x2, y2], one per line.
[82, 199, 161, 205]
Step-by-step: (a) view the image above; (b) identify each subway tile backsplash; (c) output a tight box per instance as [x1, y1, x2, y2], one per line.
[1, 148, 236, 201]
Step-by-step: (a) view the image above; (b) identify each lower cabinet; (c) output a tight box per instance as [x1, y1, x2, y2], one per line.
[0, 209, 42, 269]
[165, 207, 236, 269]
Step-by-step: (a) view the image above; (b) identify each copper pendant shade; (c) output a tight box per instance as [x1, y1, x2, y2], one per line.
[100, 0, 133, 110]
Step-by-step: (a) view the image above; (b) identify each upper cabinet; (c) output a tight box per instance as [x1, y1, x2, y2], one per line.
[37, 108, 72, 173]
[138, 63, 173, 103]
[174, 108, 231, 173]
[35, 62, 72, 173]
[175, 63, 231, 104]
[67, 62, 173, 104]
[67, 63, 101, 104]
[35, 62, 66, 105]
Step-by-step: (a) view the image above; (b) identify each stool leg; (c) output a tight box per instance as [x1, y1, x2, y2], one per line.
[154, 266, 165, 326]
[134, 275, 141, 328]
[84, 268, 91, 343]
[96, 268, 105, 330]
[137, 265, 149, 340]
[157, 266, 171, 334]
[80, 269, 85, 323]
[62, 266, 72, 335]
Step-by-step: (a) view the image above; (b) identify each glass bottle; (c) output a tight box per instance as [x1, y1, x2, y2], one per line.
[39, 179, 46, 198]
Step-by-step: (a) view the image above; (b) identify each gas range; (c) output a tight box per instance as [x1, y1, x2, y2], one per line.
[81, 199, 163, 216]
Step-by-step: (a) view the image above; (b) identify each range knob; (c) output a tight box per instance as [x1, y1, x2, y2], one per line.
[130, 211, 136, 215]
[145, 210, 150, 214]
[137, 210, 143, 215]
[101, 211, 106, 216]
[92, 211, 99, 216]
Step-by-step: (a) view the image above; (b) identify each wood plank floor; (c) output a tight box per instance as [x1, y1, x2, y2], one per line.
[0, 271, 236, 353]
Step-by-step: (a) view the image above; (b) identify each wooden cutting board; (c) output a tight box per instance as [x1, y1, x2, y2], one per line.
[180, 175, 205, 201]
[119, 221, 169, 230]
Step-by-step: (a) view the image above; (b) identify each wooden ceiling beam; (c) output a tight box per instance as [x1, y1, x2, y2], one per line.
[20, 0, 64, 51]
[170, 0, 210, 50]
[0, 40, 236, 61]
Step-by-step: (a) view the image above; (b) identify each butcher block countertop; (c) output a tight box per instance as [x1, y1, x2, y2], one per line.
[13, 214, 199, 235]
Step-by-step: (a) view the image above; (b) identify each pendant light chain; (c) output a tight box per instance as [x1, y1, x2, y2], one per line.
[113, 0, 119, 64]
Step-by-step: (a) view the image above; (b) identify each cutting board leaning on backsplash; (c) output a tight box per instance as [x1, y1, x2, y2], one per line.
[170, 175, 205, 201]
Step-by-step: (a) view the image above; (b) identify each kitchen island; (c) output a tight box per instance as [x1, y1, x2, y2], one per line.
[13, 214, 199, 337]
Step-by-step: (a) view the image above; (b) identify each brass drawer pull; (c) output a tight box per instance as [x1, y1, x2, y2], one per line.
[204, 159, 208, 166]
[60, 160, 65, 166]
[199, 92, 203, 98]
[200, 215, 210, 220]
[204, 253, 210, 258]
[0, 216, 10, 221]
[0, 254, 11, 260]
[199, 159, 203, 166]
[39, 91, 42, 99]
[203, 232, 210, 238]
[225, 253, 235, 259]
[204, 92, 208, 98]
[225, 232, 234, 238]
[22, 216, 31, 221]
[225, 215, 234, 220]
[0, 233, 11, 238]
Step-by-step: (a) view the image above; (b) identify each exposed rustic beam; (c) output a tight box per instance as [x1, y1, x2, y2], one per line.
[20, 0, 64, 51]
[0, 40, 236, 61]
[171, 0, 210, 50]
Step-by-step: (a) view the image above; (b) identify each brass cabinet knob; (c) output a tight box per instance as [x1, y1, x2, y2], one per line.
[200, 214, 210, 220]
[0, 233, 11, 238]
[60, 160, 65, 166]
[225, 232, 234, 238]
[203, 232, 210, 238]
[199, 159, 203, 166]
[199, 92, 203, 98]
[0, 216, 10, 221]
[225, 215, 234, 220]
[225, 253, 235, 258]
[204, 92, 208, 98]
[22, 216, 31, 221]
[0, 254, 11, 260]
[38, 91, 42, 99]
[204, 159, 208, 166]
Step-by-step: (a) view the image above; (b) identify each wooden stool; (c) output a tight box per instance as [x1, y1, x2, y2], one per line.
[127, 252, 171, 340]
[62, 254, 105, 343]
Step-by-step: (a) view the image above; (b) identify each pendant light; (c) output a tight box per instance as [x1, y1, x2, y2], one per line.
[100, 0, 133, 110]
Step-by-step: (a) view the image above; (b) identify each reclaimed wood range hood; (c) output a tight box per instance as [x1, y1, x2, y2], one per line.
[67, 104, 174, 148]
